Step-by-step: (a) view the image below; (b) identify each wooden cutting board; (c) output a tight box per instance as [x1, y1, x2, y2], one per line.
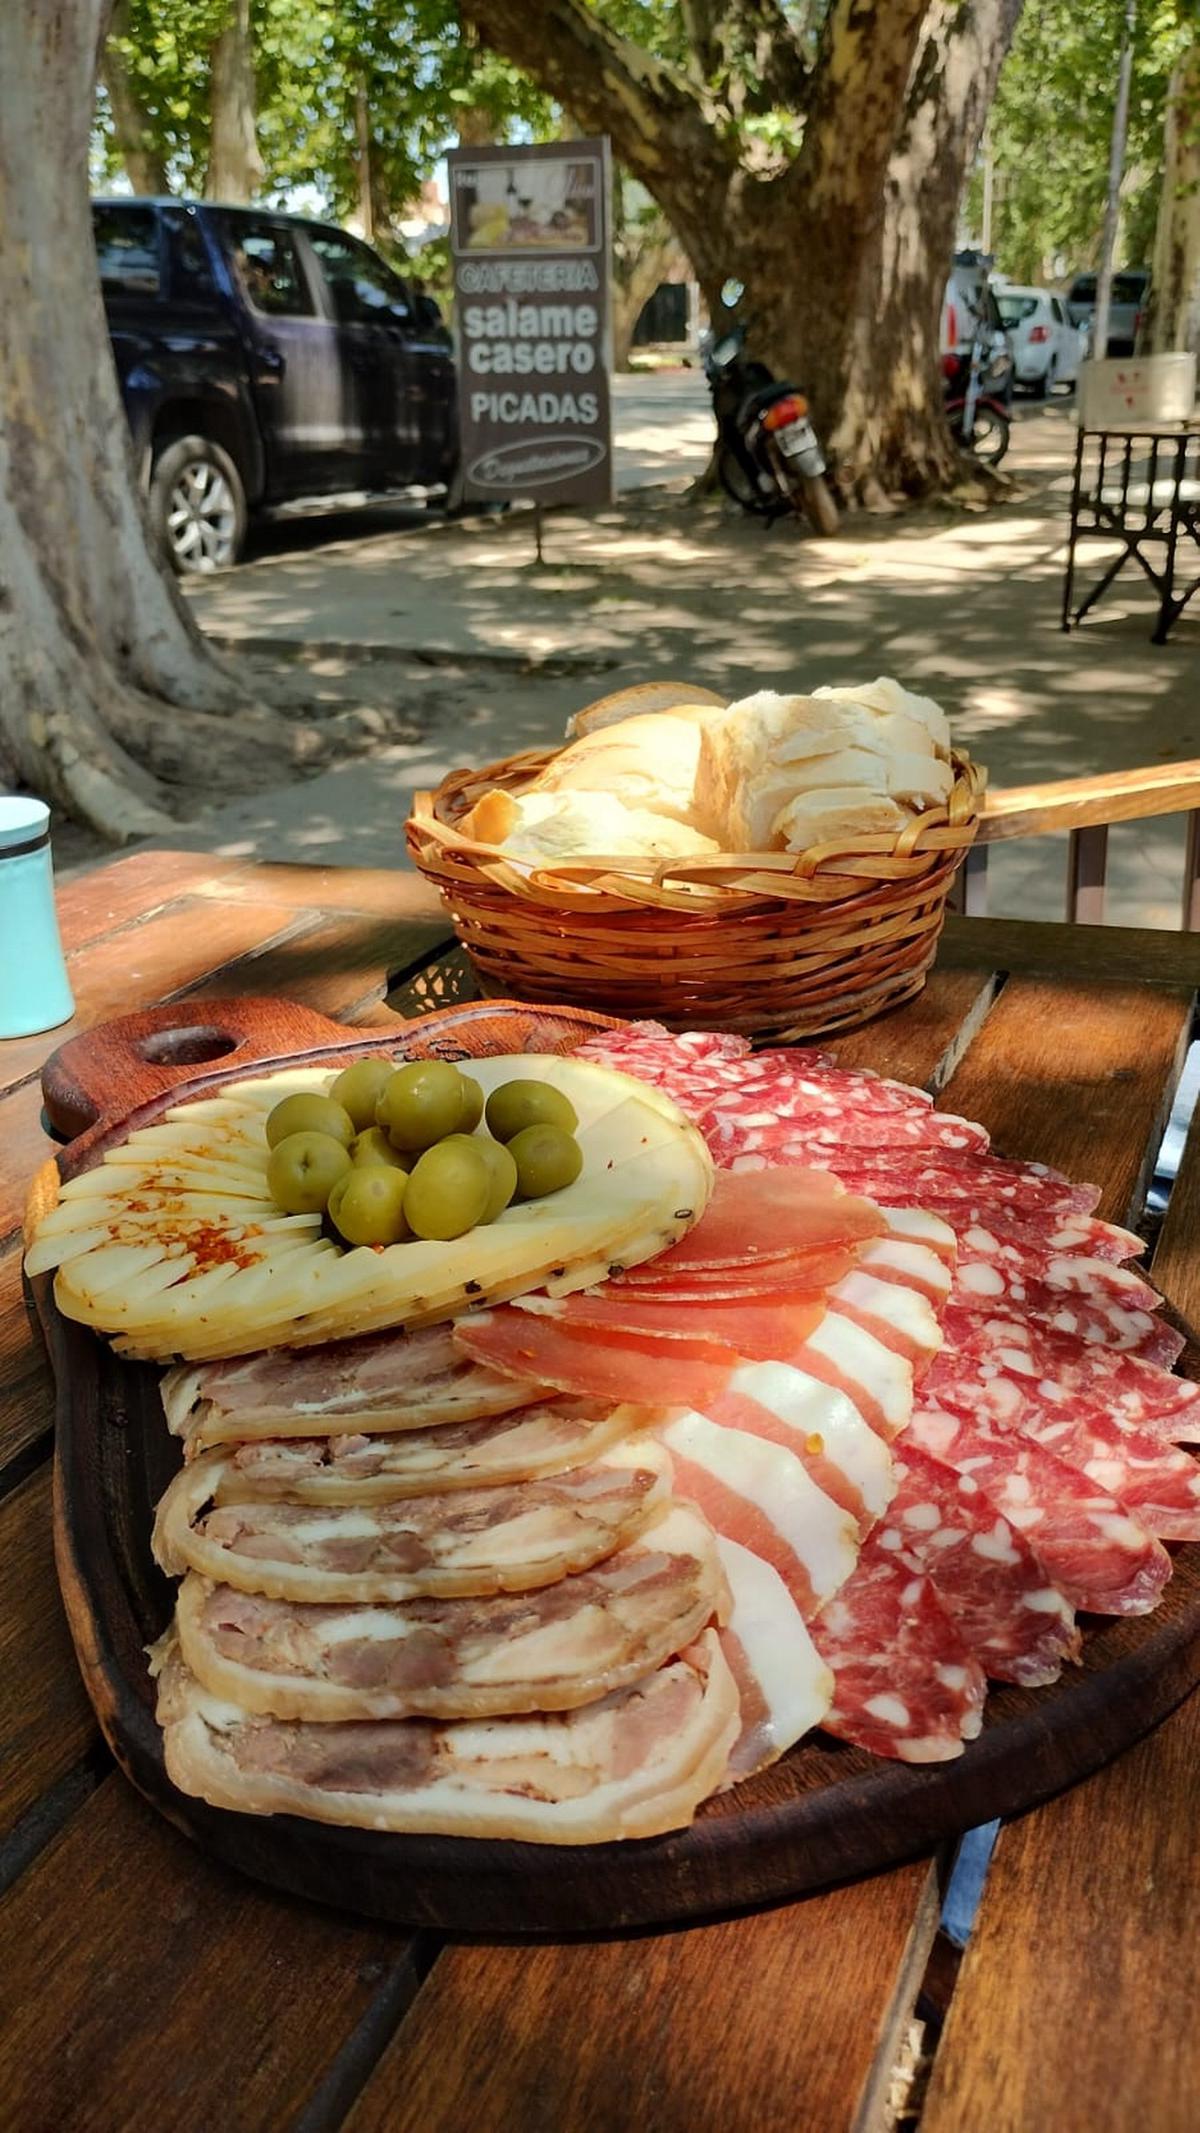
[27, 995, 1200, 1934]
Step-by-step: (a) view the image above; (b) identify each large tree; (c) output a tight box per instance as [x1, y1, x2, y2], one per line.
[458, 0, 1024, 496]
[1143, 38, 1200, 352]
[0, 0, 330, 837]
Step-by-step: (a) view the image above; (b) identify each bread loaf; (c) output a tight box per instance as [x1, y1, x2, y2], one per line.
[524, 708, 724, 830]
[460, 787, 719, 863]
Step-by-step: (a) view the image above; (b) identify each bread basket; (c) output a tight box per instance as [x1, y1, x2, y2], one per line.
[406, 684, 986, 1043]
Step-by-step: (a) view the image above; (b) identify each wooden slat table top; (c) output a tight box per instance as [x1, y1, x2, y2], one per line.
[2, 847, 1199, 2133]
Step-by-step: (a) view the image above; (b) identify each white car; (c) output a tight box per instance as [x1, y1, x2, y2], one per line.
[995, 286, 1086, 396]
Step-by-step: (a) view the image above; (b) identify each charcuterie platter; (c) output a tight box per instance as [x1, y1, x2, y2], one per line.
[26, 995, 1200, 1933]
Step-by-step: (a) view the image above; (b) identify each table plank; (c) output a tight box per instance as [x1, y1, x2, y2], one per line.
[0, 1467, 96, 1844]
[920, 1688, 1200, 2133]
[208, 858, 447, 924]
[55, 850, 229, 951]
[199, 910, 452, 1024]
[0, 1245, 53, 1474]
[344, 1863, 941, 2133]
[0, 1775, 421, 2133]
[936, 975, 1191, 1225]
[828, 967, 1000, 1093]
[0, 1081, 56, 1245]
[939, 915, 1200, 990]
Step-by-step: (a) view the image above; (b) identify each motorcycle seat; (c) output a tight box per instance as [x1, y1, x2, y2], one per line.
[737, 379, 804, 427]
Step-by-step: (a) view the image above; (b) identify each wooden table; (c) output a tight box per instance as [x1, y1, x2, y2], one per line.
[4, 848, 1200, 2133]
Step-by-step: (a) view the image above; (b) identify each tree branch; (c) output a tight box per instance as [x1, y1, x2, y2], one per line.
[679, 0, 811, 116]
[457, 0, 731, 198]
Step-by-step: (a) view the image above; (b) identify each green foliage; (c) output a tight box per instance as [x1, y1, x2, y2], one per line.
[971, 0, 1193, 283]
[96, 0, 559, 223]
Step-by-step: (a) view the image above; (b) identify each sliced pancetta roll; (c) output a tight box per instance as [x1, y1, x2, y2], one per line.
[173, 1502, 730, 1722]
[214, 1399, 658, 1503]
[715, 1537, 833, 1780]
[162, 1323, 537, 1452]
[153, 1441, 672, 1603]
[153, 1629, 741, 1844]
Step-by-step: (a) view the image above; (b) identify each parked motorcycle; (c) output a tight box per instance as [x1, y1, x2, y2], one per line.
[944, 324, 1012, 467]
[703, 284, 840, 535]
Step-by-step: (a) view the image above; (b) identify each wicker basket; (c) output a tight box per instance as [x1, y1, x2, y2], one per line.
[406, 736, 985, 1043]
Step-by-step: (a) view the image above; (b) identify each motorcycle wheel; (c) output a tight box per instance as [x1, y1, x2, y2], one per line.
[967, 405, 1010, 467]
[800, 473, 840, 536]
[717, 446, 775, 517]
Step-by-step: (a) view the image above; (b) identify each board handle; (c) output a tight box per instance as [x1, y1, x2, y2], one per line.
[40, 996, 401, 1141]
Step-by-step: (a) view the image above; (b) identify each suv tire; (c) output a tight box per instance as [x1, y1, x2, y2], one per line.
[149, 434, 248, 573]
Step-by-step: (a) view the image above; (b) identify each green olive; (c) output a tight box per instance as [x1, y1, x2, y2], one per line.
[484, 1079, 579, 1145]
[441, 1132, 517, 1223]
[508, 1122, 583, 1201]
[266, 1092, 355, 1150]
[457, 1075, 485, 1132]
[267, 1131, 352, 1214]
[376, 1061, 473, 1152]
[350, 1126, 411, 1172]
[330, 1058, 396, 1132]
[404, 1137, 491, 1240]
[327, 1164, 410, 1247]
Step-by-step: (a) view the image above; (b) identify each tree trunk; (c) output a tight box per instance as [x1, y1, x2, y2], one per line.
[831, 0, 1024, 498]
[101, 0, 170, 194]
[458, 0, 1012, 501]
[206, 0, 263, 204]
[1143, 44, 1200, 355]
[612, 229, 679, 369]
[0, 0, 320, 837]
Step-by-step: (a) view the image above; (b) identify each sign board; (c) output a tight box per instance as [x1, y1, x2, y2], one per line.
[448, 138, 613, 506]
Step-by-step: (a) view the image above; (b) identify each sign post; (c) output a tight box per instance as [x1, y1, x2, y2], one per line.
[447, 138, 614, 517]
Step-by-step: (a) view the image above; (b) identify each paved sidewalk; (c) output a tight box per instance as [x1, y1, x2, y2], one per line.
[161, 397, 1198, 928]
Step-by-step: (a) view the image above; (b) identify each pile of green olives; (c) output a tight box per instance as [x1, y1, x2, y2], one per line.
[263, 1061, 583, 1249]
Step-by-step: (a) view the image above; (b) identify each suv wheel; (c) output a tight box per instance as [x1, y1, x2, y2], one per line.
[149, 435, 247, 573]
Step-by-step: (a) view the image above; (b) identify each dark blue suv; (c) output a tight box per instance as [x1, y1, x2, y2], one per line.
[93, 198, 459, 571]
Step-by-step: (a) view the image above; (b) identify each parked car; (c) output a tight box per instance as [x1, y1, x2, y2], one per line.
[92, 198, 458, 571]
[939, 257, 1014, 407]
[1065, 268, 1150, 357]
[994, 285, 1085, 396]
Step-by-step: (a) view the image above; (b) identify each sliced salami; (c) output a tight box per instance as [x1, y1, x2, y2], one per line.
[806, 1154, 1101, 1220]
[811, 1545, 987, 1761]
[953, 1249, 1160, 1315]
[953, 1213, 1144, 1265]
[873, 1445, 1079, 1685]
[945, 1289, 1182, 1368]
[714, 1107, 989, 1163]
[935, 1312, 1200, 1441]
[906, 1403, 1171, 1615]
[922, 1350, 1200, 1542]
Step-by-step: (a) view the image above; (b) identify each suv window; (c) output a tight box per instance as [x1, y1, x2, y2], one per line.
[1069, 274, 1097, 305]
[307, 230, 411, 325]
[93, 204, 161, 296]
[227, 218, 314, 316]
[1112, 271, 1149, 305]
[162, 209, 215, 299]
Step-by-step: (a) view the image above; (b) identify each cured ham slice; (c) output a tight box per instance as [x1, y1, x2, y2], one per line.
[711, 1360, 895, 1525]
[811, 1547, 987, 1762]
[174, 1502, 729, 1721]
[874, 1446, 1080, 1685]
[922, 1351, 1200, 1542]
[163, 1324, 538, 1451]
[827, 1274, 943, 1369]
[513, 1289, 827, 1365]
[610, 1167, 885, 1271]
[217, 1399, 655, 1503]
[715, 1537, 833, 1779]
[611, 1254, 855, 1301]
[859, 1236, 955, 1307]
[792, 1314, 915, 1439]
[454, 1309, 737, 1409]
[906, 1404, 1171, 1615]
[154, 1630, 741, 1844]
[657, 1409, 858, 1616]
[934, 1311, 1200, 1440]
[154, 1441, 673, 1603]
